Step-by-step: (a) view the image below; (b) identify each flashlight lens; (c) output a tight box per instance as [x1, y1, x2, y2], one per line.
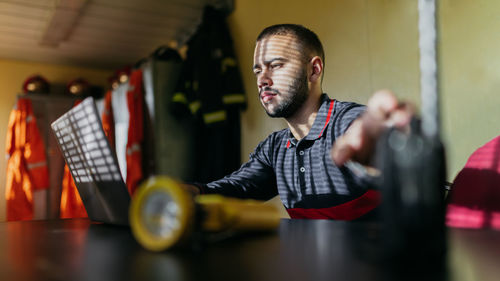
[130, 176, 194, 251]
[141, 191, 180, 238]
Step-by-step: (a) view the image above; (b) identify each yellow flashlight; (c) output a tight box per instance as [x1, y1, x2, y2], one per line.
[130, 176, 281, 252]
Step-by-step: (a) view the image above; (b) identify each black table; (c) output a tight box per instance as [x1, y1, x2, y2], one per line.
[0, 218, 498, 281]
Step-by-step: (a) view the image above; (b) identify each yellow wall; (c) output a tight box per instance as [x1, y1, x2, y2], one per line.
[0, 58, 111, 221]
[230, 0, 500, 185]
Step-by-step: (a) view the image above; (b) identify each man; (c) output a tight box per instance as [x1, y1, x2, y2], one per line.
[189, 24, 411, 220]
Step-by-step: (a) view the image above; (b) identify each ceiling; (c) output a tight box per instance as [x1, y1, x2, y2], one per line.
[0, 0, 230, 69]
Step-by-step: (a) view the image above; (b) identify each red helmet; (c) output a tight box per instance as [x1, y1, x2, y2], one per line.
[67, 78, 90, 96]
[116, 66, 131, 84]
[108, 66, 131, 90]
[108, 74, 119, 90]
[22, 75, 50, 94]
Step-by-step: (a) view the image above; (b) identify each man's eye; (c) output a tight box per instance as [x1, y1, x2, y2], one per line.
[271, 64, 282, 69]
[253, 69, 261, 75]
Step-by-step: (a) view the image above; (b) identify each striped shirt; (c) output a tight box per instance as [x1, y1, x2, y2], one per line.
[200, 94, 380, 220]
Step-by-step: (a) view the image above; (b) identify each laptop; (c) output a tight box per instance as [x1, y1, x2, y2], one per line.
[51, 97, 130, 225]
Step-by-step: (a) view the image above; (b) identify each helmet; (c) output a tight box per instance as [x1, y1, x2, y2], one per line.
[109, 66, 131, 90]
[117, 66, 131, 84]
[67, 78, 90, 96]
[22, 75, 50, 94]
[108, 74, 119, 90]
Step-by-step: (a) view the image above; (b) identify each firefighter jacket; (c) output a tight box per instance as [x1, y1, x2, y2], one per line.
[59, 100, 87, 219]
[5, 97, 49, 221]
[172, 6, 246, 182]
[60, 164, 87, 218]
[102, 90, 116, 150]
[125, 69, 144, 195]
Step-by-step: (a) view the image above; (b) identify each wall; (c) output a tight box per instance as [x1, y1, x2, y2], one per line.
[440, 0, 500, 179]
[229, 0, 500, 186]
[0, 58, 110, 221]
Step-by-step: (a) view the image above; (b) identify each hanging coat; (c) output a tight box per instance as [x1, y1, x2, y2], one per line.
[102, 90, 116, 150]
[125, 69, 144, 195]
[172, 6, 246, 182]
[59, 164, 87, 218]
[5, 98, 49, 221]
[59, 100, 87, 219]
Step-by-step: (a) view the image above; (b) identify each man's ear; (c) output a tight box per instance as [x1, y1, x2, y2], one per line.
[309, 56, 323, 83]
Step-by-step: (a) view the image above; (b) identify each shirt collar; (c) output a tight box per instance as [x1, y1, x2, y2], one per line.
[304, 93, 335, 140]
[285, 94, 335, 148]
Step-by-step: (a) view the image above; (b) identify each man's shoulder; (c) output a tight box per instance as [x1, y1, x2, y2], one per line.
[264, 128, 290, 143]
[249, 128, 289, 164]
[321, 94, 366, 113]
[253, 128, 289, 151]
[331, 99, 366, 122]
[333, 99, 366, 111]
[325, 98, 366, 137]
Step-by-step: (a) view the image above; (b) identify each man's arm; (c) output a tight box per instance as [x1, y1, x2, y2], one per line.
[185, 139, 279, 200]
[331, 90, 414, 166]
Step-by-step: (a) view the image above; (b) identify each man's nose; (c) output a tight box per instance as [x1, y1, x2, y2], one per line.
[257, 70, 273, 89]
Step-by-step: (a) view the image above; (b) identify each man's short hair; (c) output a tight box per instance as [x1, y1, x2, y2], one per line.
[256, 24, 325, 65]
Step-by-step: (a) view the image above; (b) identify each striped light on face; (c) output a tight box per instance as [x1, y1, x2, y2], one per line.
[253, 35, 309, 117]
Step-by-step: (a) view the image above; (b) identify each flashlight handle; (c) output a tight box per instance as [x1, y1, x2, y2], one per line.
[196, 195, 281, 232]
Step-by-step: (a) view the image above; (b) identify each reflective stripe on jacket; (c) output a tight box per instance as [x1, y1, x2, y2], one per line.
[5, 98, 48, 221]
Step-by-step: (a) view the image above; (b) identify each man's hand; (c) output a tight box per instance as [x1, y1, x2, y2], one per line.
[331, 89, 414, 167]
[183, 184, 201, 196]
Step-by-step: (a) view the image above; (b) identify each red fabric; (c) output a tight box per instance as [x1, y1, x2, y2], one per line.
[60, 165, 87, 218]
[59, 100, 87, 219]
[286, 190, 380, 220]
[5, 98, 49, 221]
[446, 135, 500, 229]
[101, 90, 115, 150]
[125, 69, 144, 196]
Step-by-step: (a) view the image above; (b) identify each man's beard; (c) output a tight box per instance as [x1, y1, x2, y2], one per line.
[265, 70, 309, 118]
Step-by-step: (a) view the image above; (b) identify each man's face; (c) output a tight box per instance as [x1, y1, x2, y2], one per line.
[253, 34, 309, 118]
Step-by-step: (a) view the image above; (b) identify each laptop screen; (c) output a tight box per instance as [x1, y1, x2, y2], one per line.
[51, 97, 130, 225]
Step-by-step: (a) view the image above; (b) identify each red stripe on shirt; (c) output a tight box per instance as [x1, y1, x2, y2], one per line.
[319, 100, 335, 137]
[286, 189, 380, 220]
[286, 140, 291, 148]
